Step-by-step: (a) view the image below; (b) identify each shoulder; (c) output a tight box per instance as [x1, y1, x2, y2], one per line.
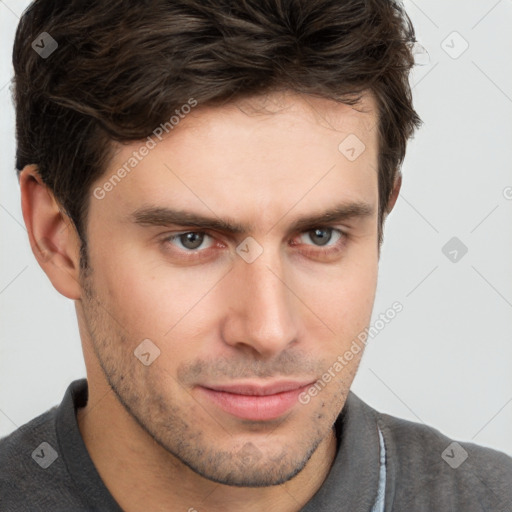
[372, 404, 512, 510]
[0, 405, 58, 475]
[0, 406, 86, 511]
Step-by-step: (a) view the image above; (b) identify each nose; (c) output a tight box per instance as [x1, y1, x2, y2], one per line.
[221, 243, 299, 358]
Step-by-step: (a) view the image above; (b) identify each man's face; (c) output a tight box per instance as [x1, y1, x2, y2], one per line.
[79, 91, 379, 486]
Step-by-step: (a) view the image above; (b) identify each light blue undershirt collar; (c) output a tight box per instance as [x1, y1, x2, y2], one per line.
[370, 427, 386, 512]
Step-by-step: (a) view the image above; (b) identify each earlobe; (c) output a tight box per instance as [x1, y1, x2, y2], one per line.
[19, 165, 82, 300]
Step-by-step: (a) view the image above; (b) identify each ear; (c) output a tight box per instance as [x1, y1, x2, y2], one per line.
[19, 165, 82, 300]
[385, 172, 402, 215]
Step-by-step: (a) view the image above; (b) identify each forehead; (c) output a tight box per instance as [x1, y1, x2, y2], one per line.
[93, 91, 379, 233]
[179, 90, 377, 149]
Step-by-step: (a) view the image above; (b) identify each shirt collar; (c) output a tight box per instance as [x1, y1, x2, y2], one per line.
[299, 391, 382, 511]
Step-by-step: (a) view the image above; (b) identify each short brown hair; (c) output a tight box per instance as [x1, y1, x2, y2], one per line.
[12, 0, 421, 259]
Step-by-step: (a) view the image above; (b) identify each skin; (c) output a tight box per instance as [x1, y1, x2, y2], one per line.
[19, 90, 400, 512]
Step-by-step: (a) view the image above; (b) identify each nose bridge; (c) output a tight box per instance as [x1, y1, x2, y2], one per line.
[222, 240, 298, 356]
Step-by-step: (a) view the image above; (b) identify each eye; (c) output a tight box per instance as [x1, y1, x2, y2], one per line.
[165, 231, 215, 251]
[161, 227, 347, 262]
[296, 227, 343, 248]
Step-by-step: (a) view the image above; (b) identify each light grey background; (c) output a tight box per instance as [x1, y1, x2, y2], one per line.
[1, 0, 511, 457]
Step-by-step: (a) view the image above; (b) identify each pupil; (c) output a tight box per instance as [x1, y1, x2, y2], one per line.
[311, 228, 331, 246]
[182, 232, 203, 249]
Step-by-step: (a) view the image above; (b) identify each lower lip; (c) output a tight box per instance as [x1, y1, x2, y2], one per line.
[197, 385, 310, 421]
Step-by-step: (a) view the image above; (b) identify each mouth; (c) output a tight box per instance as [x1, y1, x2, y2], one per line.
[196, 380, 315, 422]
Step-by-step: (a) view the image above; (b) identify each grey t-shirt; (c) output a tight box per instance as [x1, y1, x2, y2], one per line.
[1, 379, 511, 511]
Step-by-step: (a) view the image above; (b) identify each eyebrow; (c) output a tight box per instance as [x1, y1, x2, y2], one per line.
[131, 201, 375, 234]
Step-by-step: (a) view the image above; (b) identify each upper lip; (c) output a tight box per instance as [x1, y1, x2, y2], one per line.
[200, 380, 315, 396]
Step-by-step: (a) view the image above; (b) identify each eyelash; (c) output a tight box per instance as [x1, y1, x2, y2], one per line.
[161, 227, 347, 261]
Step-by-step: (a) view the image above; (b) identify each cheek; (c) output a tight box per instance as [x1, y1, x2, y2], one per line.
[90, 245, 225, 343]
[298, 249, 378, 332]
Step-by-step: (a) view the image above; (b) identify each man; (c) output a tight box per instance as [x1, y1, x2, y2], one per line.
[1, 0, 511, 510]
